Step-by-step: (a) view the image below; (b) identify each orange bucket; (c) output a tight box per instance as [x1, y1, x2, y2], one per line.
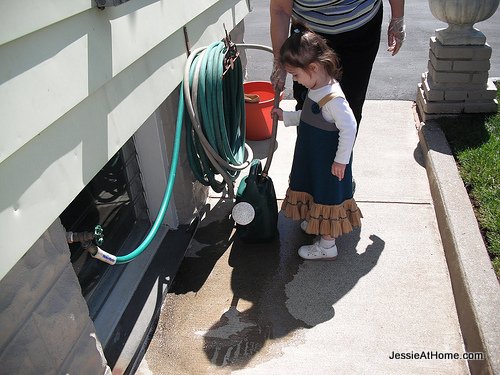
[243, 81, 283, 141]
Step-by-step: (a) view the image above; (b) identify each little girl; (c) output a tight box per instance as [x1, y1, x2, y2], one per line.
[272, 28, 362, 260]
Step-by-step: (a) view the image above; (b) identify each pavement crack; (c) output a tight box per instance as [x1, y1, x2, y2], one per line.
[354, 200, 432, 205]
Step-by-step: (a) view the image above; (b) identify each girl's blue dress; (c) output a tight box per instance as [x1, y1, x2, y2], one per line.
[281, 95, 362, 238]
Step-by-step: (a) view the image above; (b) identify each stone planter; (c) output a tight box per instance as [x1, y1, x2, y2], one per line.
[416, 0, 499, 119]
[429, 0, 500, 45]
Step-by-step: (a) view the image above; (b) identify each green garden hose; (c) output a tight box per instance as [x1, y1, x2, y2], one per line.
[183, 41, 252, 197]
[92, 41, 275, 265]
[113, 87, 185, 264]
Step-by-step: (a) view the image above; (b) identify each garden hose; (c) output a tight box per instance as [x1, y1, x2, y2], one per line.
[113, 86, 185, 265]
[90, 41, 277, 265]
[184, 42, 277, 197]
[183, 41, 252, 198]
[82, 87, 185, 265]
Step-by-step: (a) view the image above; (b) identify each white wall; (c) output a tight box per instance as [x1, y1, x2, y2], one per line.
[0, 0, 250, 281]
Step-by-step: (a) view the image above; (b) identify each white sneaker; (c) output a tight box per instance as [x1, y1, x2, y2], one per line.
[300, 220, 308, 233]
[298, 240, 338, 260]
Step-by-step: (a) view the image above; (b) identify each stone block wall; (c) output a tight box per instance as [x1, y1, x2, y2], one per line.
[417, 37, 498, 120]
[0, 219, 111, 375]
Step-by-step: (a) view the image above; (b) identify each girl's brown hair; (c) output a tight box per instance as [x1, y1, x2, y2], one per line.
[279, 26, 342, 80]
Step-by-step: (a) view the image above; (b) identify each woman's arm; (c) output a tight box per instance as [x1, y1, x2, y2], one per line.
[270, 0, 293, 59]
[388, 0, 404, 18]
[269, 0, 293, 90]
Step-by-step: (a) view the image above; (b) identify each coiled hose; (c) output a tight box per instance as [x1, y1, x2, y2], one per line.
[184, 41, 252, 197]
[100, 41, 274, 265]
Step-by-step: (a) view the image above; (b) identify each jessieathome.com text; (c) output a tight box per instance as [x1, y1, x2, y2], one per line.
[389, 351, 484, 360]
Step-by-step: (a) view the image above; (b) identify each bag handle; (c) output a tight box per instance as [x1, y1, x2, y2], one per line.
[249, 159, 262, 177]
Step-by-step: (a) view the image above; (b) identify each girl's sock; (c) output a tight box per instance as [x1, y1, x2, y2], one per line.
[319, 237, 336, 249]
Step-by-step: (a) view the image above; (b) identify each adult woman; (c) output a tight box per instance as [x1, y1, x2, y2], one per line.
[270, 0, 405, 127]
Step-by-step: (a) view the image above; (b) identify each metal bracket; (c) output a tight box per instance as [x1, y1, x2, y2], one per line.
[222, 24, 240, 78]
[183, 26, 191, 57]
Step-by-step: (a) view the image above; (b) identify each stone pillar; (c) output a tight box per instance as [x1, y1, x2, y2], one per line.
[417, 0, 499, 120]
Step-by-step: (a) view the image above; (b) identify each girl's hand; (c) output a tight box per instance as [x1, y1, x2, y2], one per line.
[331, 162, 346, 181]
[271, 107, 283, 121]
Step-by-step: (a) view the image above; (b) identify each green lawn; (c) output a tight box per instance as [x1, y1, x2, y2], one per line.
[438, 82, 500, 278]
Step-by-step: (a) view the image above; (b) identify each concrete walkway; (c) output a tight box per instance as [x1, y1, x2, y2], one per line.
[139, 100, 471, 374]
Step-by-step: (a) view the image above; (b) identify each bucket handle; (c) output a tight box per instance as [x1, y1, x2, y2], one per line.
[235, 44, 280, 177]
[262, 89, 280, 177]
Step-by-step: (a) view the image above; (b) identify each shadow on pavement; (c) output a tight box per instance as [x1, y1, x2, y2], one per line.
[170, 198, 385, 369]
[413, 142, 426, 168]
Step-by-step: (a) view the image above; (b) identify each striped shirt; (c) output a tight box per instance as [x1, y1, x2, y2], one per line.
[292, 0, 382, 34]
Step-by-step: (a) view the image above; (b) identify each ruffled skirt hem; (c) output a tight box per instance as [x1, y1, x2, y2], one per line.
[281, 188, 362, 238]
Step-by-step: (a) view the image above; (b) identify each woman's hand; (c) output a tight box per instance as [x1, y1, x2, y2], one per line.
[270, 59, 287, 92]
[387, 0, 405, 55]
[331, 162, 346, 180]
[387, 17, 405, 55]
[271, 107, 284, 121]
